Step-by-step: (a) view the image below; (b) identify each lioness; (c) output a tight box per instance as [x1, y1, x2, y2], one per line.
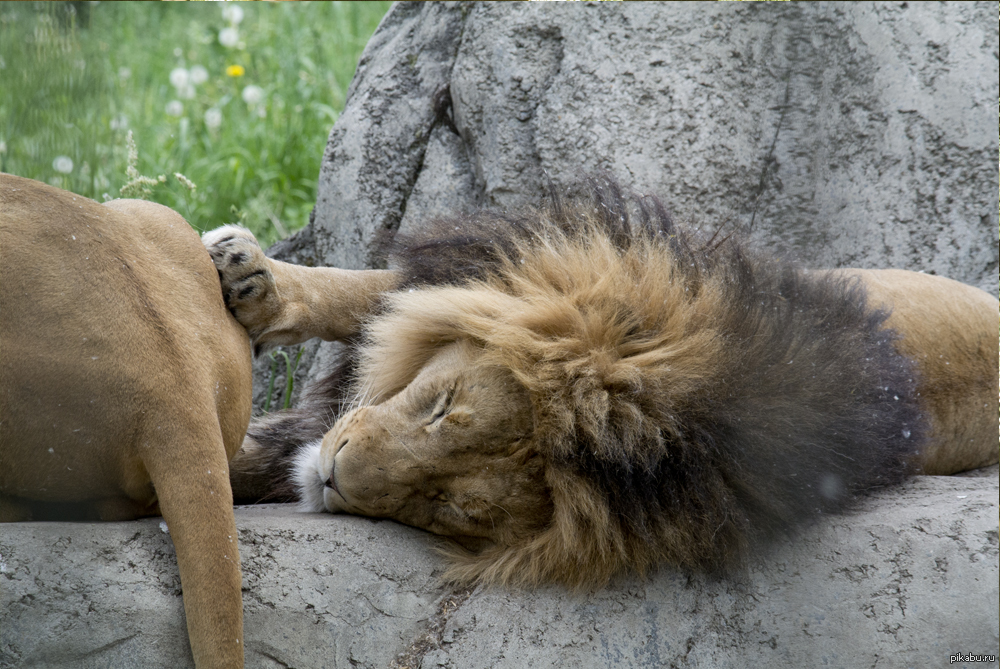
[0, 174, 252, 668]
[206, 177, 998, 588]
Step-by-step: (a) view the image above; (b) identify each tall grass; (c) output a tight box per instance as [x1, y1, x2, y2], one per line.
[0, 1, 391, 247]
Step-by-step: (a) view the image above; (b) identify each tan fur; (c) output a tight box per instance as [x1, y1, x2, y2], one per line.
[1, 175, 252, 668]
[824, 269, 998, 474]
[207, 213, 998, 588]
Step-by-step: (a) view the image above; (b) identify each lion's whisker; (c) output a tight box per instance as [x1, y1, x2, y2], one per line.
[490, 502, 514, 522]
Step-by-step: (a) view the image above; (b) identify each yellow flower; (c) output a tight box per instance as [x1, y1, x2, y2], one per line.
[226, 65, 245, 78]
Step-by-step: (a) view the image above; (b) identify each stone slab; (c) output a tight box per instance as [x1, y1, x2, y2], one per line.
[2, 470, 997, 669]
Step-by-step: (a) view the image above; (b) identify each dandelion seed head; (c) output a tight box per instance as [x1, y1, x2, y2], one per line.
[219, 27, 239, 48]
[222, 5, 244, 25]
[190, 65, 209, 85]
[242, 84, 264, 105]
[165, 100, 184, 117]
[169, 67, 189, 89]
[204, 108, 223, 130]
[52, 156, 74, 174]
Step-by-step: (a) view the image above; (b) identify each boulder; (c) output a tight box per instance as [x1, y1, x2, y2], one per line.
[262, 1, 998, 408]
[2, 470, 997, 668]
[301, 1, 999, 283]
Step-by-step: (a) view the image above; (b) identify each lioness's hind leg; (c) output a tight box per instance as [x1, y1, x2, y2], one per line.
[202, 225, 281, 341]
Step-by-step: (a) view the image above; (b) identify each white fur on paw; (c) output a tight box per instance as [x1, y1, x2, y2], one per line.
[201, 223, 253, 250]
[293, 440, 331, 513]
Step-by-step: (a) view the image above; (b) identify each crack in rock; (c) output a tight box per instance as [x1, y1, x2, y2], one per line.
[389, 587, 473, 669]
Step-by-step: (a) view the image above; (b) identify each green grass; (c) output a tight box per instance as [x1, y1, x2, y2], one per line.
[0, 1, 392, 248]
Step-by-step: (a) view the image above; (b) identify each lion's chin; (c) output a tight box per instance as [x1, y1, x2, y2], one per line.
[292, 440, 343, 513]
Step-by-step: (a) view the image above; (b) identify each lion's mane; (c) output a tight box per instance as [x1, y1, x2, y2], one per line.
[245, 176, 925, 587]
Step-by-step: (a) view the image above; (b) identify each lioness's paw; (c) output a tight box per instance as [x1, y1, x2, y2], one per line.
[202, 225, 279, 338]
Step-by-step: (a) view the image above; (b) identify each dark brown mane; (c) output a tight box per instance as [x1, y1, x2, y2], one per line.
[388, 174, 692, 288]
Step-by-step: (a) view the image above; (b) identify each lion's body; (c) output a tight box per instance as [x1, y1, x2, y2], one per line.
[204, 177, 998, 588]
[0, 174, 252, 667]
[826, 268, 997, 474]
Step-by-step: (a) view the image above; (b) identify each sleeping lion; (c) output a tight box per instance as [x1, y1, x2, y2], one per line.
[204, 177, 998, 589]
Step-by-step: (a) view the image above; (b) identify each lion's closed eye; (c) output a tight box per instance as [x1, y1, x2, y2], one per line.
[424, 388, 454, 428]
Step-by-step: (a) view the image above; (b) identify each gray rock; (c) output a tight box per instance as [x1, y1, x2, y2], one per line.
[1, 507, 445, 669]
[2, 471, 997, 668]
[258, 1, 998, 412]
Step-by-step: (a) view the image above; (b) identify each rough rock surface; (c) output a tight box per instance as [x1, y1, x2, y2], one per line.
[2, 471, 997, 668]
[260, 1, 998, 408]
[299, 1, 1000, 282]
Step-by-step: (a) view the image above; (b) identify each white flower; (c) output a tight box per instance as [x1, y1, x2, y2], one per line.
[189, 65, 209, 85]
[178, 83, 196, 100]
[241, 84, 264, 105]
[219, 27, 239, 48]
[173, 47, 183, 58]
[204, 108, 223, 129]
[52, 156, 74, 174]
[165, 100, 184, 117]
[222, 4, 244, 25]
[169, 67, 189, 89]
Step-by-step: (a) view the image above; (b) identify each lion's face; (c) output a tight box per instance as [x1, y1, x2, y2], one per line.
[297, 340, 552, 545]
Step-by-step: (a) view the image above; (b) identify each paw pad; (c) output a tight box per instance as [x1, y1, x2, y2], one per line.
[202, 225, 276, 331]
